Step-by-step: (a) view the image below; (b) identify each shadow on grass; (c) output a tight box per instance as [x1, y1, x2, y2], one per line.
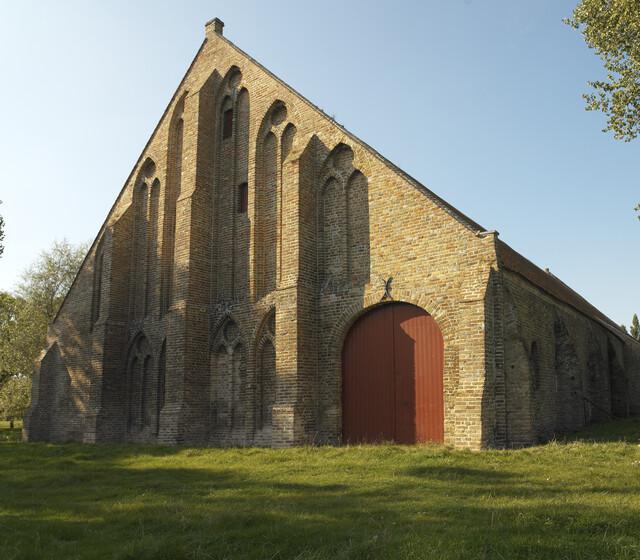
[1, 444, 640, 559]
[405, 464, 514, 483]
[2, 418, 640, 559]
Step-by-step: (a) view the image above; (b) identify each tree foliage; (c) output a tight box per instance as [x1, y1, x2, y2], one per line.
[0, 375, 31, 424]
[16, 239, 88, 322]
[631, 313, 640, 340]
[566, 0, 640, 142]
[0, 293, 47, 386]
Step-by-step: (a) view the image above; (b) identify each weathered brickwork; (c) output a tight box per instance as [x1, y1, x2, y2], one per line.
[24, 20, 640, 449]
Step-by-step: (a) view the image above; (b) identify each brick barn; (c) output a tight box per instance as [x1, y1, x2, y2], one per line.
[24, 19, 640, 449]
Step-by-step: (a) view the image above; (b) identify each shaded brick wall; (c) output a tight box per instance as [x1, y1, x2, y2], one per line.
[500, 270, 640, 445]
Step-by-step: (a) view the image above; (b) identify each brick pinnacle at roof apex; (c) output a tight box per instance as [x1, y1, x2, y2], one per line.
[205, 18, 224, 37]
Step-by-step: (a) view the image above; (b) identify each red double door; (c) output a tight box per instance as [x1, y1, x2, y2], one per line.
[342, 303, 444, 444]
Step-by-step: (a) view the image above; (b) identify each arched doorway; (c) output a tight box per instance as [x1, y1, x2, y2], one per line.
[342, 303, 444, 444]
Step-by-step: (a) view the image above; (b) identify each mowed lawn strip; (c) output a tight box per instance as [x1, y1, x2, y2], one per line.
[1, 418, 639, 560]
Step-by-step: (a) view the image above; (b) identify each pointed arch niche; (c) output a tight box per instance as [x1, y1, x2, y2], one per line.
[157, 339, 166, 436]
[209, 317, 248, 439]
[255, 308, 276, 438]
[317, 144, 370, 293]
[254, 101, 296, 300]
[130, 158, 159, 321]
[161, 94, 186, 315]
[210, 67, 250, 303]
[125, 333, 158, 437]
[91, 235, 105, 328]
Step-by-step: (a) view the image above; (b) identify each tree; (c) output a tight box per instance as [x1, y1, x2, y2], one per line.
[631, 313, 640, 340]
[0, 376, 31, 429]
[0, 293, 47, 387]
[566, 0, 640, 142]
[16, 239, 88, 322]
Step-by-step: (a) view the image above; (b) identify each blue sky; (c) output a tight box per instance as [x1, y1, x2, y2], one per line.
[0, 1, 637, 325]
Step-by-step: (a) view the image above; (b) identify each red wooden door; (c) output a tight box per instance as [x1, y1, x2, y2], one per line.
[342, 303, 444, 444]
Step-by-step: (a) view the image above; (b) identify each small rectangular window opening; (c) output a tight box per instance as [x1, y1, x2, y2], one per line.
[238, 182, 248, 214]
[223, 108, 234, 139]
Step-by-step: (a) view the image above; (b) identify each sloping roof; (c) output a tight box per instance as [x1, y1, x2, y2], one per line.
[497, 240, 627, 340]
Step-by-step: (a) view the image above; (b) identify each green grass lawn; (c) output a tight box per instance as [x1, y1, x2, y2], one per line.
[1, 419, 640, 560]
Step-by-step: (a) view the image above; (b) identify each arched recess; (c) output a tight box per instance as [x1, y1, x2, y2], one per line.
[281, 123, 296, 162]
[530, 341, 541, 392]
[130, 158, 157, 321]
[91, 236, 105, 328]
[256, 130, 278, 298]
[255, 308, 276, 433]
[553, 316, 585, 431]
[161, 94, 186, 315]
[209, 317, 248, 434]
[346, 170, 370, 286]
[234, 88, 250, 298]
[342, 302, 444, 444]
[125, 333, 156, 435]
[320, 177, 345, 287]
[320, 290, 455, 446]
[211, 67, 250, 302]
[254, 100, 293, 300]
[213, 94, 234, 301]
[147, 178, 160, 313]
[157, 340, 166, 436]
[131, 183, 149, 320]
[529, 340, 542, 433]
[279, 123, 297, 281]
[317, 143, 369, 293]
[585, 328, 609, 423]
[607, 338, 628, 418]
